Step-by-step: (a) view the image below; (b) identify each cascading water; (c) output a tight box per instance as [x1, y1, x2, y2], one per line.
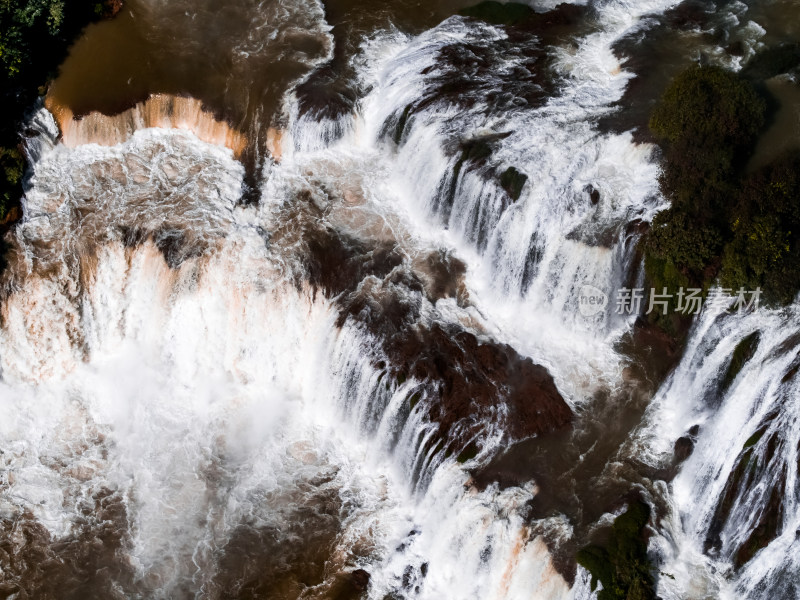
[0, 105, 577, 598]
[636, 301, 800, 599]
[1, 0, 798, 598]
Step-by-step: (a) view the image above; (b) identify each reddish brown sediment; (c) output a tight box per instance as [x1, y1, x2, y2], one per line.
[44, 93, 248, 158]
[103, 0, 124, 18]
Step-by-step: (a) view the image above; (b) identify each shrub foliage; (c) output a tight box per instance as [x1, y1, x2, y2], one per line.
[644, 64, 800, 306]
[0, 0, 115, 220]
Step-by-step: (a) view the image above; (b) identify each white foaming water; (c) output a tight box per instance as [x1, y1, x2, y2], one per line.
[4, 0, 795, 598]
[0, 117, 576, 598]
[282, 0, 680, 403]
[634, 299, 800, 599]
[278, 2, 800, 597]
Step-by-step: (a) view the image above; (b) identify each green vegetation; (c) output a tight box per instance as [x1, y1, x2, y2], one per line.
[721, 151, 800, 304]
[742, 426, 766, 451]
[576, 501, 656, 600]
[0, 0, 118, 220]
[645, 66, 765, 292]
[644, 64, 800, 307]
[0, 147, 25, 220]
[456, 442, 479, 463]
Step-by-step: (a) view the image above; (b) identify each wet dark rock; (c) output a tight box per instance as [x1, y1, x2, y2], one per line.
[103, 0, 124, 18]
[782, 358, 800, 384]
[295, 60, 359, 123]
[565, 222, 619, 249]
[402, 565, 414, 589]
[118, 225, 148, 248]
[435, 132, 518, 245]
[154, 227, 204, 269]
[300, 222, 572, 453]
[734, 473, 785, 569]
[499, 166, 527, 202]
[303, 228, 405, 299]
[741, 43, 800, 81]
[385, 322, 572, 448]
[726, 40, 746, 57]
[721, 332, 759, 392]
[585, 184, 600, 205]
[673, 436, 694, 463]
[456, 442, 480, 463]
[459, 1, 535, 26]
[329, 569, 371, 600]
[392, 19, 558, 125]
[0, 489, 136, 599]
[392, 105, 413, 145]
[417, 249, 467, 303]
[209, 465, 357, 599]
[624, 317, 684, 385]
[460, 2, 587, 38]
[350, 569, 370, 590]
[705, 429, 785, 566]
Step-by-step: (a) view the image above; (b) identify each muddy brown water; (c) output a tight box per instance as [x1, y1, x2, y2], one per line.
[48, 0, 472, 140]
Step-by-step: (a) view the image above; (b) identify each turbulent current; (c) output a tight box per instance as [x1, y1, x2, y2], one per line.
[0, 0, 798, 599]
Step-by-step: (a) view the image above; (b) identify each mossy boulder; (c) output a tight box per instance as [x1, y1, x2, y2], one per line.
[649, 65, 765, 218]
[576, 501, 656, 600]
[721, 332, 759, 391]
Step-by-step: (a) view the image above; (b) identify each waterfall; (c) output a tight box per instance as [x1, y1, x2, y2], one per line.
[0, 108, 575, 598]
[47, 94, 249, 158]
[1, 0, 795, 598]
[636, 301, 800, 599]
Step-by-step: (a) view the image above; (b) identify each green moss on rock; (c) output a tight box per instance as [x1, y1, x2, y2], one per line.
[721, 150, 800, 305]
[722, 332, 759, 391]
[742, 427, 766, 451]
[456, 442, 479, 463]
[576, 501, 656, 600]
